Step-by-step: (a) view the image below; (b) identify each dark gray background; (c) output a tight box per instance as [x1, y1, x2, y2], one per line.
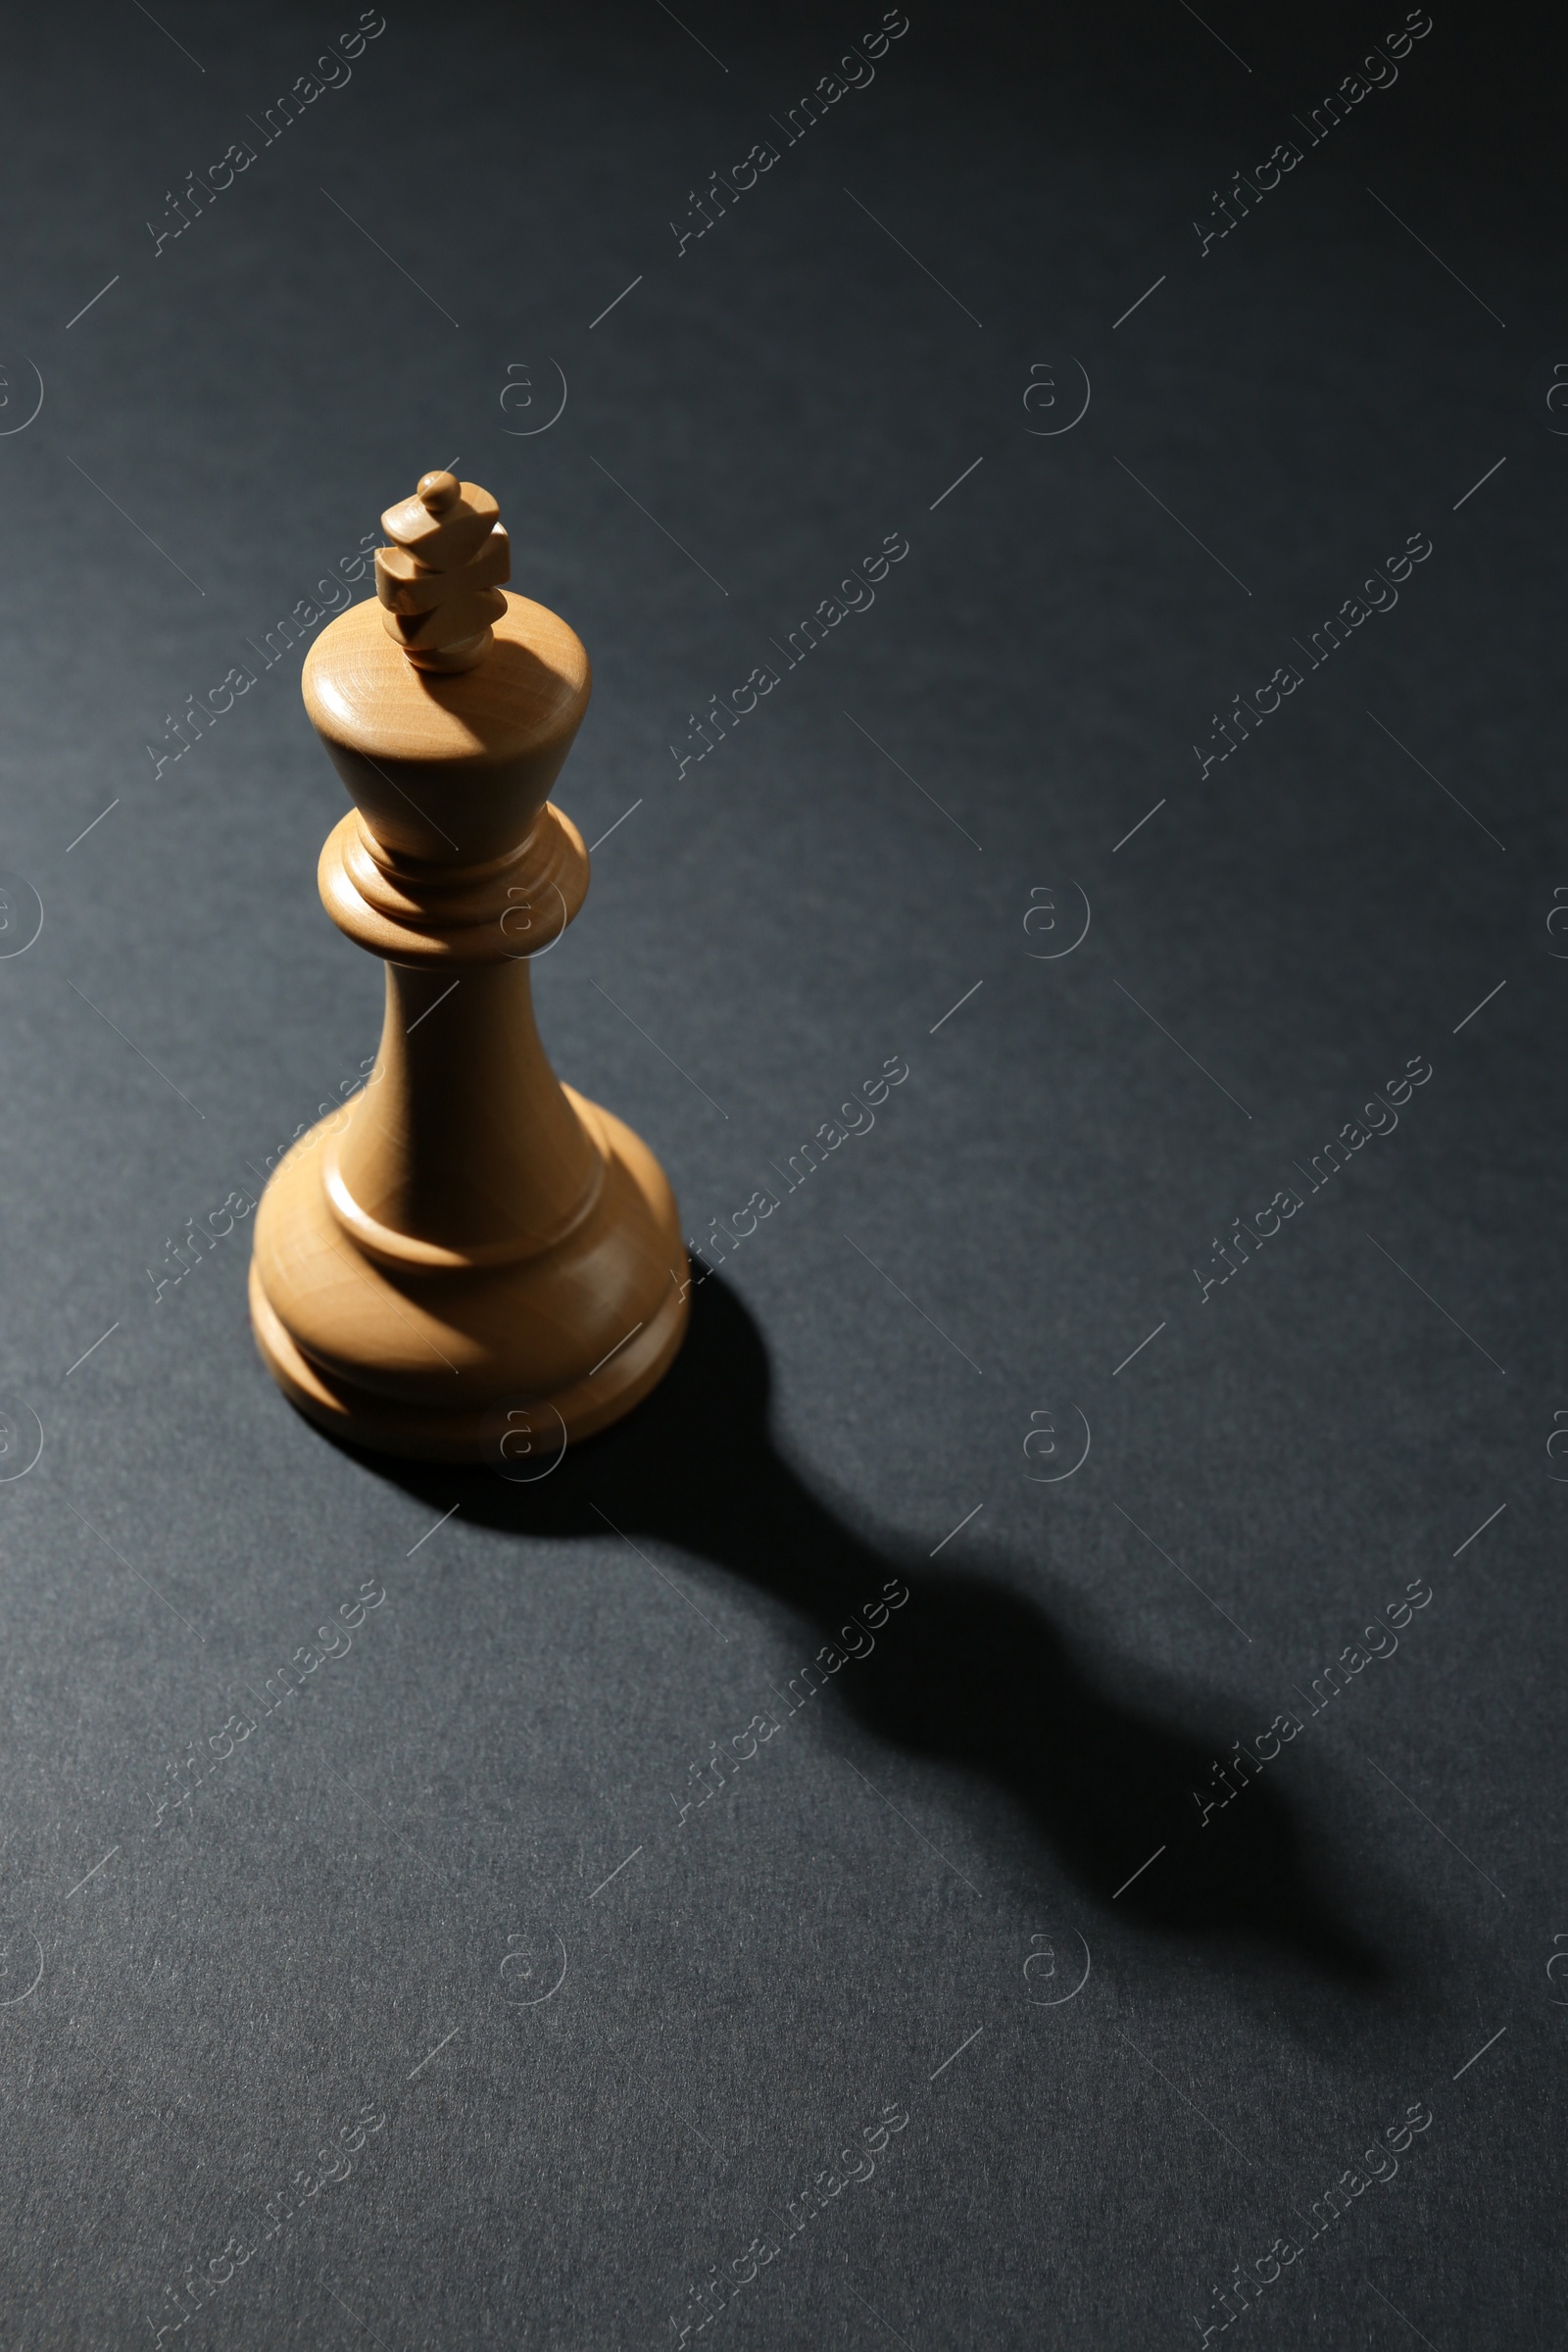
[0, 3, 1563, 2345]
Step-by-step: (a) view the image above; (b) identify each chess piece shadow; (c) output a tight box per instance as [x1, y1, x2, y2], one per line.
[341, 1274, 1388, 1983]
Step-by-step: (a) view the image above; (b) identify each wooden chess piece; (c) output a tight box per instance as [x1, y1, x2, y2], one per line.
[248, 469, 689, 1462]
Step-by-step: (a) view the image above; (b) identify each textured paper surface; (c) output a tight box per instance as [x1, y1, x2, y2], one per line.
[0, 5, 1558, 2345]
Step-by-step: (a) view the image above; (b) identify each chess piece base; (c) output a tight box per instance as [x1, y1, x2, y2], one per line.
[250, 1087, 689, 1463]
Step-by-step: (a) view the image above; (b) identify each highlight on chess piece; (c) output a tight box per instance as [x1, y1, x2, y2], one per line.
[248, 469, 690, 1461]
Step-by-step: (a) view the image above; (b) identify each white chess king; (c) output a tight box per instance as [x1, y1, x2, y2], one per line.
[248, 469, 690, 1461]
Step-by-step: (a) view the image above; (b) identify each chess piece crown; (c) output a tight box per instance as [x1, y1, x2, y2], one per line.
[373, 467, 511, 671]
[247, 468, 689, 1461]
